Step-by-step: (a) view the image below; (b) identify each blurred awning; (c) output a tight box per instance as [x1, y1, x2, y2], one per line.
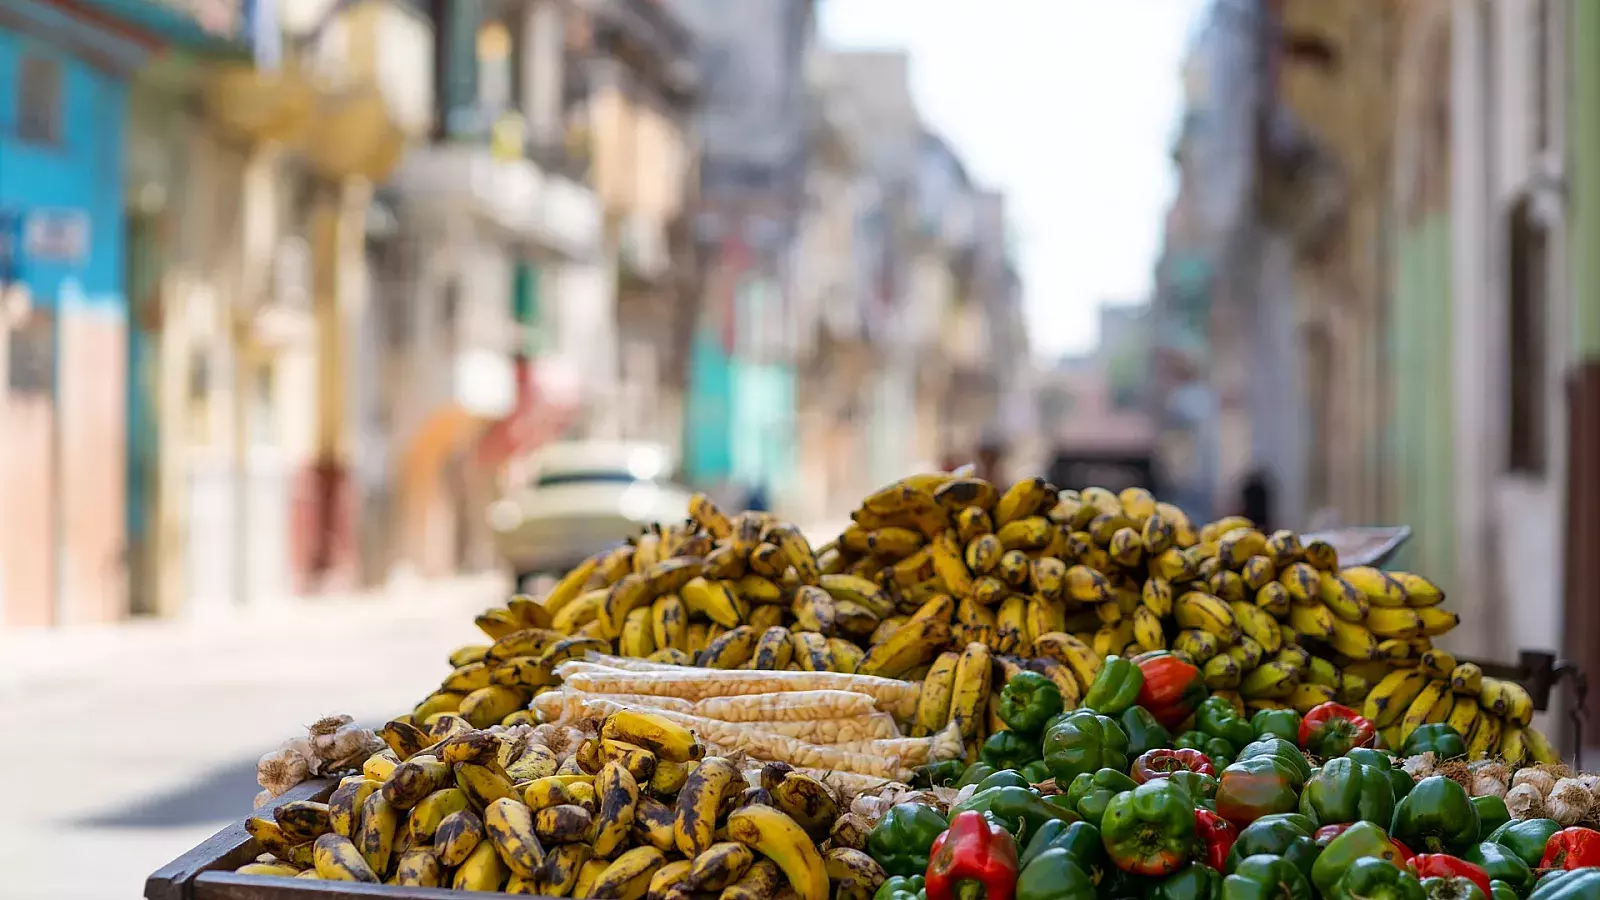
[78, 0, 249, 54]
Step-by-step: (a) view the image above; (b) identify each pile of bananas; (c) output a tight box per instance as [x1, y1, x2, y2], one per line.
[238, 707, 885, 900]
[431, 469, 1554, 765]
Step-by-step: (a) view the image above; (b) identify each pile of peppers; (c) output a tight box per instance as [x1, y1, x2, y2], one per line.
[879, 671, 1600, 900]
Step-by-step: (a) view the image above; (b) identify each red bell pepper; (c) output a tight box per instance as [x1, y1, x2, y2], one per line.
[1298, 701, 1377, 757]
[1133, 652, 1207, 729]
[926, 811, 1018, 900]
[1391, 837, 1416, 862]
[1315, 823, 1351, 844]
[1131, 748, 1216, 783]
[1539, 826, 1600, 870]
[1408, 854, 1491, 899]
[1194, 808, 1236, 871]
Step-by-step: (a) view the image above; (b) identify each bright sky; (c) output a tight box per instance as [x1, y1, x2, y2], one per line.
[821, 0, 1208, 360]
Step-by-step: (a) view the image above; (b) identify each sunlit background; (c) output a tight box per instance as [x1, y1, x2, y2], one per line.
[3, 0, 1599, 896]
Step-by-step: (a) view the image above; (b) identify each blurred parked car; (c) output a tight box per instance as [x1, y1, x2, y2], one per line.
[487, 441, 693, 586]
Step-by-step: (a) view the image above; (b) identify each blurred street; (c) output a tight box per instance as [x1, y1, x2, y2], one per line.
[0, 575, 504, 900]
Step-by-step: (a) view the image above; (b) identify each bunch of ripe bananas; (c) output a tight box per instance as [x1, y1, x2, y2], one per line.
[1363, 648, 1558, 764]
[238, 707, 883, 900]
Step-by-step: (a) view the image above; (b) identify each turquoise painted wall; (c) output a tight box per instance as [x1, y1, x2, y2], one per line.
[730, 360, 796, 501]
[1388, 214, 1456, 583]
[685, 329, 734, 484]
[0, 29, 127, 307]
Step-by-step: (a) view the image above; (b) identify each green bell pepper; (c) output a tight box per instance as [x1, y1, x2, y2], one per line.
[1216, 757, 1301, 826]
[1015, 848, 1097, 900]
[1487, 881, 1518, 900]
[1402, 724, 1468, 760]
[1084, 655, 1144, 716]
[975, 769, 1032, 792]
[1461, 841, 1533, 893]
[1043, 711, 1130, 785]
[980, 730, 1043, 770]
[1486, 818, 1561, 868]
[1419, 875, 1488, 900]
[1000, 671, 1066, 736]
[1348, 748, 1414, 803]
[1021, 760, 1052, 785]
[1020, 819, 1104, 873]
[948, 785, 1079, 839]
[1206, 739, 1237, 769]
[1223, 853, 1313, 900]
[1470, 796, 1510, 838]
[1100, 779, 1196, 877]
[1529, 868, 1600, 900]
[956, 763, 997, 788]
[875, 875, 925, 900]
[867, 802, 951, 877]
[1311, 821, 1407, 896]
[912, 759, 966, 788]
[1390, 775, 1480, 853]
[1250, 709, 1303, 744]
[1169, 770, 1220, 807]
[1197, 696, 1257, 751]
[1177, 730, 1210, 751]
[1122, 705, 1175, 757]
[1297, 756, 1396, 827]
[1227, 815, 1320, 880]
[1101, 867, 1156, 900]
[1234, 739, 1311, 786]
[1065, 767, 1137, 827]
[1149, 863, 1223, 900]
[1330, 857, 1426, 900]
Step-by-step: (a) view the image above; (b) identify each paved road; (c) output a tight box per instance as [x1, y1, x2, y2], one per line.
[0, 574, 506, 900]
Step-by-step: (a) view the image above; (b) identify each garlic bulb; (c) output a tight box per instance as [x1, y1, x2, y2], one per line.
[310, 722, 381, 772]
[253, 789, 273, 809]
[1402, 752, 1437, 780]
[1547, 778, 1592, 826]
[1468, 760, 1510, 798]
[256, 744, 311, 796]
[1504, 782, 1546, 819]
[1512, 767, 1558, 798]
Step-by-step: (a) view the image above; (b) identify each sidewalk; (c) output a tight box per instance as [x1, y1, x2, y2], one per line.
[0, 573, 508, 900]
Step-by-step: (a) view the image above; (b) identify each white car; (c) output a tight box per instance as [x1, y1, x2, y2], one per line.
[488, 441, 694, 584]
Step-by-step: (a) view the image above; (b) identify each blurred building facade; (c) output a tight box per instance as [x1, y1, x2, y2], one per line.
[1038, 303, 1156, 496]
[1157, 0, 1600, 712]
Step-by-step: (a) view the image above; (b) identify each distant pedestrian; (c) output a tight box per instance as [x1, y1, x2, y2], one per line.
[744, 483, 770, 512]
[976, 437, 1005, 486]
[1238, 468, 1275, 532]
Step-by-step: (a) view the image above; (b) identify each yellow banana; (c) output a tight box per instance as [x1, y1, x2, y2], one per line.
[1467, 713, 1503, 760]
[1149, 547, 1197, 582]
[1229, 600, 1283, 653]
[1366, 607, 1423, 639]
[1286, 602, 1337, 640]
[964, 534, 1004, 574]
[955, 506, 995, 544]
[1479, 677, 1535, 726]
[1415, 607, 1459, 637]
[1446, 694, 1481, 736]
[859, 614, 951, 678]
[1218, 528, 1269, 567]
[935, 477, 999, 513]
[1450, 663, 1484, 695]
[751, 626, 794, 670]
[1029, 657, 1083, 708]
[1255, 582, 1290, 617]
[1278, 563, 1321, 603]
[1240, 556, 1277, 591]
[1238, 661, 1298, 699]
[820, 573, 895, 618]
[931, 529, 976, 599]
[1174, 591, 1241, 641]
[1174, 629, 1223, 664]
[994, 594, 1031, 654]
[1364, 669, 1429, 728]
[1203, 653, 1242, 689]
[913, 652, 960, 737]
[590, 760, 641, 859]
[589, 846, 667, 900]
[1289, 682, 1338, 714]
[724, 805, 830, 900]
[1390, 571, 1445, 607]
[682, 577, 745, 629]
[485, 797, 546, 878]
[1499, 727, 1529, 767]
[1523, 725, 1561, 764]
[552, 589, 609, 634]
[947, 642, 992, 739]
[1132, 605, 1166, 652]
[1398, 679, 1453, 744]
[1419, 648, 1457, 680]
[313, 833, 380, 883]
[621, 606, 657, 658]
[1340, 566, 1406, 607]
[1026, 594, 1066, 639]
[1302, 538, 1339, 570]
[436, 808, 486, 867]
[539, 843, 595, 895]
[1318, 572, 1369, 621]
[994, 477, 1052, 526]
[355, 792, 398, 877]
[673, 757, 742, 858]
[328, 778, 380, 839]
[406, 788, 470, 845]
[1326, 618, 1380, 660]
[1064, 565, 1114, 604]
[698, 624, 760, 669]
[791, 631, 834, 671]
[1033, 631, 1102, 690]
[1141, 578, 1174, 617]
